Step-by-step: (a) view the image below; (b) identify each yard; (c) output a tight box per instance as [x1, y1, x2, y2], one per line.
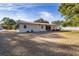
[0, 31, 79, 56]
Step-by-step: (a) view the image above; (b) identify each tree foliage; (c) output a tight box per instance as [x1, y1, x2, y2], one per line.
[1, 17, 17, 30]
[51, 20, 63, 26]
[34, 18, 49, 23]
[59, 3, 79, 27]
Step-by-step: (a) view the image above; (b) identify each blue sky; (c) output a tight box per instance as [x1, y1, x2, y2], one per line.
[0, 3, 64, 23]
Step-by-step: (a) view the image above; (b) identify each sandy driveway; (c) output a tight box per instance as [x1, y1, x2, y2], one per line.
[0, 31, 79, 56]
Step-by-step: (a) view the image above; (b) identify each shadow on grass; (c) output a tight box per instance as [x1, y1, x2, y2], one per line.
[23, 31, 67, 39]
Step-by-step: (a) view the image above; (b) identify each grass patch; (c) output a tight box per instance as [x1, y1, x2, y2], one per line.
[60, 30, 79, 35]
[70, 30, 79, 33]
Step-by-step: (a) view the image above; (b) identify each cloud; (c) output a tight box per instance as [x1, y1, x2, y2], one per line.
[39, 11, 57, 22]
[0, 3, 41, 16]
[0, 3, 64, 22]
[0, 3, 39, 10]
[0, 3, 36, 21]
[39, 11, 52, 17]
[0, 4, 18, 12]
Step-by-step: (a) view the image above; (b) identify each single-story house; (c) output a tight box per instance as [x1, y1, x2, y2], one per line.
[0, 21, 3, 30]
[18, 21, 57, 32]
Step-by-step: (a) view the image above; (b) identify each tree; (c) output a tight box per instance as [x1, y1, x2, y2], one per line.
[16, 20, 22, 29]
[34, 18, 49, 23]
[58, 3, 76, 19]
[51, 20, 63, 26]
[1, 17, 17, 30]
[59, 3, 79, 27]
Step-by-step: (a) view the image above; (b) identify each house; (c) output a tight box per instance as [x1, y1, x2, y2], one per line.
[0, 24, 3, 30]
[18, 21, 57, 32]
[0, 21, 3, 30]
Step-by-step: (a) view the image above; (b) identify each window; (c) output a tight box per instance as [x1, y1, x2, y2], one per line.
[24, 25, 27, 28]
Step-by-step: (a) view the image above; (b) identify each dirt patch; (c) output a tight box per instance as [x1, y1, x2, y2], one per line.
[0, 31, 79, 56]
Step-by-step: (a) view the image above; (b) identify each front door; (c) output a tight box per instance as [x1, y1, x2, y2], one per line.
[46, 25, 51, 31]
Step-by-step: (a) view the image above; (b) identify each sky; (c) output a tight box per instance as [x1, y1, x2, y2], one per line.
[0, 3, 64, 23]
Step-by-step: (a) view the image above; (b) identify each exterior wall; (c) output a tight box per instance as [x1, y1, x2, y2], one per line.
[0, 24, 3, 30]
[19, 24, 47, 32]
